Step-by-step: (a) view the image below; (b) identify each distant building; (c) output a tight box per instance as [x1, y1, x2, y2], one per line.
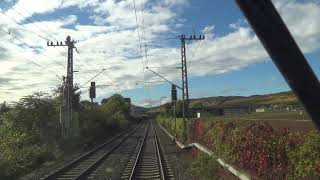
[130, 105, 135, 116]
[189, 107, 222, 118]
[222, 106, 250, 116]
[124, 98, 131, 106]
[189, 106, 251, 117]
[256, 108, 266, 113]
[285, 105, 293, 112]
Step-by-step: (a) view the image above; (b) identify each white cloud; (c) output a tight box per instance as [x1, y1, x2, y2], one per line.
[0, 0, 319, 107]
[5, 0, 63, 22]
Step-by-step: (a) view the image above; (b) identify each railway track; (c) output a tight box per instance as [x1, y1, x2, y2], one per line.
[41, 124, 145, 180]
[121, 122, 174, 180]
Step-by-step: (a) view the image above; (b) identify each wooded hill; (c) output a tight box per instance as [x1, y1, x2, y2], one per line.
[151, 91, 300, 113]
[189, 91, 299, 108]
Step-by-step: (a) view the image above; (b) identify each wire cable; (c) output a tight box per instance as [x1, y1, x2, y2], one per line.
[0, 0, 97, 77]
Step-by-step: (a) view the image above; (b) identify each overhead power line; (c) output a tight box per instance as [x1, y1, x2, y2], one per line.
[132, 0, 145, 73]
[146, 67, 182, 89]
[0, 0, 57, 41]
[0, 1, 121, 100]
[140, 0, 152, 103]
[146, 66, 181, 69]
[0, 8, 96, 83]
[188, 28, 209, 64]
[0, 5, 83, 71]
[0, 0, 97, 76]
[78, 68, 107, 89]
[0, 27, 65, 67]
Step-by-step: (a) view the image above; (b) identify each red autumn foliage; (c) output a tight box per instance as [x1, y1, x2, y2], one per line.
[192, 119, 205, 140]
[191, 147, 199, 158]
[234, 123, 290, 178]
[315, 164, 320, 173]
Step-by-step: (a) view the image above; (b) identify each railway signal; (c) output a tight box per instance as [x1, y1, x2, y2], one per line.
[171, 84, 177, 139]
[171, 84, 177, 102]
[89, 82, 96, 103]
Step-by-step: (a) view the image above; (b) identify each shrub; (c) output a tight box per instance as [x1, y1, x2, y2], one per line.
[156, 115, 186, 141]
[0, 127, 56, 179]
[205, 121, 239, 164]
[158, 116, 319, 179]
[191, 119, 205, 141]
[232, 123, 296, 179]
[0, 92, 132, 179]
[190, 153, 219, 180]
[288, 131, 320, 179]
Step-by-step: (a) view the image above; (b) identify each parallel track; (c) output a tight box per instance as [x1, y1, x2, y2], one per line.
[41, 124, 144, 180]
[121, 121, 174, 180]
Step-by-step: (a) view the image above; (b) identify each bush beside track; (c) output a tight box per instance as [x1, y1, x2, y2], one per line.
[157, 115, 320, 179]
[0, 92, 137, 180]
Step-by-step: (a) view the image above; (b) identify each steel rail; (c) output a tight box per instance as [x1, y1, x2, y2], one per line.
[154, 123, 166, 180]
[128, 122, 150, 180]
[41, 124, 141, 180]
[74, 124, 143, 179]
[124, 121, 168, 180]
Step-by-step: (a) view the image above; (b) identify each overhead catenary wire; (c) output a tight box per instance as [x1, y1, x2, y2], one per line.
[0, 0, 58, 42]
[0, 13, 100, 86]
[146, 66, 181, 69]
[146, 67, 182, 89]
[132, 0, 145, 74]
[0, 0, 98, 79]
[0, 1, 119, 102]
[103, 70, 120, 94]
[0, 27, 90, 85]
[0, 4, 87, 71]
[1, 0, 181, 104]
[2, 0, 174, 95]
[138, 0, 154, 107]
[0, 27, 65, 67]
[188, 28, 209, 64]
[78, 68, 107, 89]
[140, 0, 152, 101]
[132, 0, 152, 106]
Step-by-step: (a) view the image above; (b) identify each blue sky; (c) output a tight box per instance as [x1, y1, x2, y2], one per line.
[0, 0, 319, 107]
[123, 0, 320, 106]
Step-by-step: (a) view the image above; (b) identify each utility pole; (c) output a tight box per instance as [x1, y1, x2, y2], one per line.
[178, 34, 204, 142]
[47, 36, 76, 138]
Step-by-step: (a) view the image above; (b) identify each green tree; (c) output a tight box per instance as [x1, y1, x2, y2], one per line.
[101, 94, 130, 119]
[0, 92, 60, 179]
[0, 91, 133, 179]
[0, 102, 10, 114]
[100, 98, 108, 104]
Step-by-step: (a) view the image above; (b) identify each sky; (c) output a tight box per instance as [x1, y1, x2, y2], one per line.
[0, 0, 319, 107]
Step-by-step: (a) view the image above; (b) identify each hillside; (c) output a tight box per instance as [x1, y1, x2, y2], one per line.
[190, 91, 299, 108]
[132, 105, 149, 115]
[150, 91, 300, 112]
